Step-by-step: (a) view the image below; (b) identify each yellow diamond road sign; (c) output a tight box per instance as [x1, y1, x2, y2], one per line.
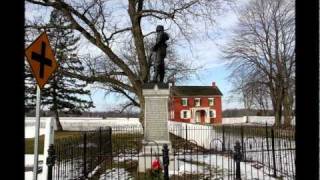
[25, 32, 58, 89]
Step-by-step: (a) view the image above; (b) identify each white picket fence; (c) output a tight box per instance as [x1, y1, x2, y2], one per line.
[25, 117, 142, 131]
[222, 116, 296, 125]
[168, 116, 295, 149]
[168, 121, 219, 149]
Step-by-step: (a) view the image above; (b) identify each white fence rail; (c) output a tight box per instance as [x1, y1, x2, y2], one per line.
[169, 117, 295, 149]
[222, 116, 295, 125]
[168, 121, 218, 149]
[25, 117, 142, 131]
[222, 117, 246, 124]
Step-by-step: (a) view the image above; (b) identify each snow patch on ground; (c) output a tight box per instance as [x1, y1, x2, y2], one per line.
[25, 154, 44, 167]
[113, 153, 139, 162]
[171, 153, 282, 179]
[25, 154, 45, 180]
[25, 126, 46, 138]
[99, 168, 133, 180]
[25, 171, 44, 180]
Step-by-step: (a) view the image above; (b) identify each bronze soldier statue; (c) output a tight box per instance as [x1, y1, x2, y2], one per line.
[151, 25, 169, 83]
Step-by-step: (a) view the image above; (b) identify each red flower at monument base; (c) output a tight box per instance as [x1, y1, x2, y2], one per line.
[151, 158, 161, 170]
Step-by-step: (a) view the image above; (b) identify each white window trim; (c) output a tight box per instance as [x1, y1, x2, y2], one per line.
[180, 110, 190, 119]
[208, 98, 214, 106]
[209, 109, 216, 118]
[195, 98, 201, 107]
[181, 98, 188, 106]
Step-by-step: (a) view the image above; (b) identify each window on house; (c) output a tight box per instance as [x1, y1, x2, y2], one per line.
[208, 98, 214, 106]
[181, 98, 188, 106]
[183, 111, 188, 118]
[195, 98, 201, 106]
[180, 110, 190, 119]
[209, 110, 216, 118]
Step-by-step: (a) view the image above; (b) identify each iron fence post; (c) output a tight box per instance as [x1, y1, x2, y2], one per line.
[234, 141, 242, 180]
[240, 125, 245, 160]
[109, 127, 112, 155]
[185, 126, 188, 141]
[83, 132, 87, 178]
[71, 146, 74, 178]
[265, 123, 271, 173]
[271, 127, 277, 177]
[222, 125, 225, 151]
[162, 144, 169, 180]
[99, 127, 102, 164]
[46, 144, 56, 180]
[240, 125, 244, 148]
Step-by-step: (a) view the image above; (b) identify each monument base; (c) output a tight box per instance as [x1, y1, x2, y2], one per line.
[138, 140, 174, 173]
[138, 83, 173, 173]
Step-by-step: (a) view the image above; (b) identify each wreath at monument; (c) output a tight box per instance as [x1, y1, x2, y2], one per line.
[147, 158, 164, 179]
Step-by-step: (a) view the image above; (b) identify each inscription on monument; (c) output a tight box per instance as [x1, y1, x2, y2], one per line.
[139, 85, 173, 173]
[145, 97, 169, 141]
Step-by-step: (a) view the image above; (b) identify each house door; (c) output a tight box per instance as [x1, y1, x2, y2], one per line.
[195, 110, 206, 124]
[200, 110, 206, 124]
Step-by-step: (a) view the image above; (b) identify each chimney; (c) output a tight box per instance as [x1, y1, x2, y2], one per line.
[212, 82, 216, 87]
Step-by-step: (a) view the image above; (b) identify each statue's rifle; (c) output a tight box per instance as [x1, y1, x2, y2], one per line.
[145, 50, 154, 82]
[147, 51, 154, 69]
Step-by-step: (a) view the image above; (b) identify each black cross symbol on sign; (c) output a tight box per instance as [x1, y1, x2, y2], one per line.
[31, 42, 52, 79]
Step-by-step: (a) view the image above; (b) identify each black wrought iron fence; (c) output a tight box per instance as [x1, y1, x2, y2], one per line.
[49, 127, 112, 180]
[45, 124, 295, 179]
[168, 123, 295, 179]
[97, 126, 145, 179]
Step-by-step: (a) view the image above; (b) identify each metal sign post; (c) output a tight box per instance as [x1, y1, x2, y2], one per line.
[25, 31, 58, 180]
[33, 85, 41, 180]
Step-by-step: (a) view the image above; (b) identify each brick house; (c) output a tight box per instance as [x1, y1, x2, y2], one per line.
[169, 82, 223, 124]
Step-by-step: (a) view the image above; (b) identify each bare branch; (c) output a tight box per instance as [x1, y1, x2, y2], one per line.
[111, 86, 140, 107]
[26, 0, 53, 6]
[61, 70, 135, 93]
[143, 30, 157, 38]
[139, 0, 199, 19]
[106, 27, 132, 41]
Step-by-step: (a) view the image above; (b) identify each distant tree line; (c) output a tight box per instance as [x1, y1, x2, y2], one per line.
[222, 109, 275, 117]
[25, 110, 140, 118]
[26, 108, 280, 119]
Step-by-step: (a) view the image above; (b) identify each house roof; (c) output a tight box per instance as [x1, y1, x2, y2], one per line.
[171, 86, 223, 96]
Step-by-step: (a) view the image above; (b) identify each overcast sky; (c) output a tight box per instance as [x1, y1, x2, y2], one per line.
[25, 0, 249, 112]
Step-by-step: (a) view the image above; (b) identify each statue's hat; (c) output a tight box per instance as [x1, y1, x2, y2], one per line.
[156, 25, 164, 32]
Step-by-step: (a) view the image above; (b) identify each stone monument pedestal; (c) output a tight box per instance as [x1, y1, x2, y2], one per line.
[138, 83, 174, 173]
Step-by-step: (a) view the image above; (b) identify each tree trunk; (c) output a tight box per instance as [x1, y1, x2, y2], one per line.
[139, 95, 145, 129]
[274, 103, 282, 127]
[52, 78, 63, 131]
[283, 90, 293, 127]
[55, 112, 63, 131]
[271, 87, 283, 127]
[271, 76, 285, 127]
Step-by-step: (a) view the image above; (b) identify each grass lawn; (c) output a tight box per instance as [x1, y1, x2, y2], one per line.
[25, 131, 82, 154]
[90, 134, 206, 179]
[25, 131, 143, 154]
[111, 133, 144, 153]
[213, 125, 295, 139]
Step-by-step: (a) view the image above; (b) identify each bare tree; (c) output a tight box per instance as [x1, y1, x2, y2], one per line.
[25, 0, 227, 126]
[229, 71, 271, 116]
[81, 39, 196, 114]
[223, 0, 295, 126]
